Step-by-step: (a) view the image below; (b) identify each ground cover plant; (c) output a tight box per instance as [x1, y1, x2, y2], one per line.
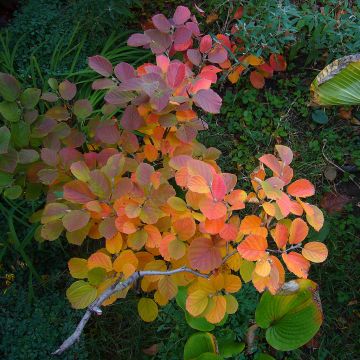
[0, 1, 359, 359]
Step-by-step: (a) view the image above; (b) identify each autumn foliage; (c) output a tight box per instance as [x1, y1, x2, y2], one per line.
[1, 5, 325, 333]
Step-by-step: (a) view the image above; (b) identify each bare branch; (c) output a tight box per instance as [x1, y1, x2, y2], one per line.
[53, 267, 208, 355]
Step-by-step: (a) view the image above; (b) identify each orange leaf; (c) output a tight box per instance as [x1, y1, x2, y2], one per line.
[188, 175, 210, 193]
[259, 154, 282, 174]
[288, 218, 309, 244]
[186, 289, 209, 316]
[158, 276, 178, 299]
[188, 237, 222, 272]
[144, 144, 158, 162]
[245, 54, 264, 66]
[302, 242, 328, 263]
[199, 198, 227, 220]
[168, 239, 186, 260]
[272, 223, 288, 249]
[88, 252, 112, 272]
[106, 233, 123, 254]
[275, 145, 293, 166]
[223, 274, 242, 293]
[249, 71, 265, 89]
[287, 179, 315, 198]
[237, 234, 268, 261]
[298, 200, 324, 231]
[255, 255, 271, 277]
[239, 215, 261, 234]
[204, 295, 227, 324]
[282, 252, 310, 278]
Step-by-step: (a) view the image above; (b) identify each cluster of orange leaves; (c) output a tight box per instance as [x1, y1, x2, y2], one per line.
[33, 6, 326, 324]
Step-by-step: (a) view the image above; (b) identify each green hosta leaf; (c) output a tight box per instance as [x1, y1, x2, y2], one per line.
[185, 312, 215, 331]
[255, 354, 276, 360]
[88, 267, 107, 286]
[73, 99, 93, 119]
[11, 121, 30, 147]
[0, 101, 21, 122]
[0, 126, 11, 154]
[0, 73, 21, 101]
[255, 279, 323, 351]
[20, 88, 41, 109]
[311, 109, 328, 124]
[310, 54, 360, 106]
[184, 332, 217, 360]
[66, 280, 97, 309]
[217, 330, 245, 358]
[4, 185, 22, 199]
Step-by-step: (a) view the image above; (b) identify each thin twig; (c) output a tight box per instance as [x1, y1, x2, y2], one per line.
[53, 267, 208, 355]
[322, 139, 360, 190]
[266, 243, 302, 254]
[222, 250, 238, 264]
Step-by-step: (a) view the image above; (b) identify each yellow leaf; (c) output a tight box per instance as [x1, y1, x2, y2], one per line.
[138, 298, 158, 322]
[186, 289, 209, 317]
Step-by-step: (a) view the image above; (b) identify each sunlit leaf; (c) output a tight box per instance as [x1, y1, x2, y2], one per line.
[302, 242, 328, 263]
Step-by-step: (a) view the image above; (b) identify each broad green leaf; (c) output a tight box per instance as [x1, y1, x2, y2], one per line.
[217, 329, 245, 358]
[66, 280, 97, 309]
[310, 54, 360, 106]
[0, 126, 10, 154]
[255, 354, 276, 360]
[255, 279, 323, 351]
[20, 88, 41, 109]
[194, 354, 223, 360]
[0, 101, 21, 122]
[0, 73, 21, 101]
[184, 332, 217, 360]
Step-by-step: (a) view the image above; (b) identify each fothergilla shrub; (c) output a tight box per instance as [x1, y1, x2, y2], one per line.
[0, 5, 326, 356]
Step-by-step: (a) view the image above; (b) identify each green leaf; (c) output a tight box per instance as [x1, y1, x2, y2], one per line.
[311, 109, 328, 124]
[20, 88, 41, 109]
[255, 354, 276, 360]
[185, 312, 215, 332]
[217, 330, 245, 358]
[88, 267, 106, 286]
[48, 78, 58, 91]
[0, 171, 13, 187]
[4, 185, 22, 199]
[11, 121, 30, 147]
[255, 279, 323, 351]
[0, 73, 21, 101]
[310, 54, 360, 106]
[0, 101, 21, 122]
[73, 99, 93, 119]
[194, 354, 223, 360]
[0, 126, 11, 154]
[184, 332, 217, 360]
[66, 280, 97, 309]
[18, 149, 39, 164]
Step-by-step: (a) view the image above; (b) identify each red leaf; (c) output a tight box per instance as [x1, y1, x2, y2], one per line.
[114, 62, 136, 82]
[199, 35, 212, 53]
[152, 14, 171, 33]
[249, 71, 265, 89]
[64, 180, 96, 204]
[269, 54, 287, 71]
[208, 45, 228, 64]
[173, 5, 191, 25]
[120, 105, 144, 130]
[167, 62, 185, 88]
[174, 26, 192, 45]
[188, 237, 222, 272]
[187, 49, 202, 66]
[193, 89, 222, 114]
[127, 33, 150, 47]
[233, 6, 243, 19]
[88, 55, 113, 77]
